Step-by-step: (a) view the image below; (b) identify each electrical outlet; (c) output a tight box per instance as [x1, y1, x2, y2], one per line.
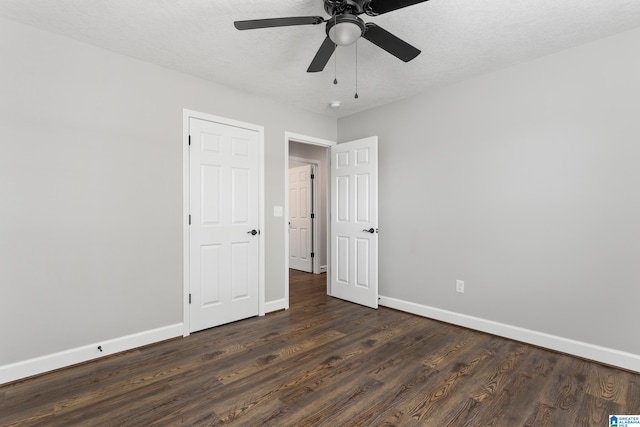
[456, 280, 465, 294]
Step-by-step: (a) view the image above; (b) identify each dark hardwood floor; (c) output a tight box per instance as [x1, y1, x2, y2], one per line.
[2, 270, 639, 426]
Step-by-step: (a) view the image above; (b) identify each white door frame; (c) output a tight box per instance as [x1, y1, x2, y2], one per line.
[183, 109, 265, 337]
[284, 132, 335, 309]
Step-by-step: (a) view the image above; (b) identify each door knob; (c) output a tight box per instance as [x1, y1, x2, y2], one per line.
[362, 228, 375, 234]
[247, 229, 259, 236]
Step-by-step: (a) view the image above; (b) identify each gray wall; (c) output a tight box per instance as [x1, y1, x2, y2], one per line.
[338, 27, 640, 355]
[289, 141, 329, 270]
[0, 17, 336, 366]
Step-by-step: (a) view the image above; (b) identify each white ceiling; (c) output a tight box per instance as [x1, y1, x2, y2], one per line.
[1, 0, 640, 118]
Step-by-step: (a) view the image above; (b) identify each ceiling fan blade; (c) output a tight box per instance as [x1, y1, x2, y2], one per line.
[362, 23, 420, 62]
[365, 0, 430, 15]
[234, 16, 324, 30]
[307, 36, 336, 72]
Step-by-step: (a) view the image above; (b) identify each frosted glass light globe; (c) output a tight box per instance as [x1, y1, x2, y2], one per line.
[329, 21, 362, 46]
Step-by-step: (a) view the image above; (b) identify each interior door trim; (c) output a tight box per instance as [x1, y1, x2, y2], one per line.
[183, 109, 265, 337]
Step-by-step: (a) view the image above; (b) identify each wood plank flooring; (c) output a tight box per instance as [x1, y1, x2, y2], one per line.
[2, 270, 639, 426]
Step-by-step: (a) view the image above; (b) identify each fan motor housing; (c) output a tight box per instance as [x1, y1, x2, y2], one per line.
[324, 0, 369, 16]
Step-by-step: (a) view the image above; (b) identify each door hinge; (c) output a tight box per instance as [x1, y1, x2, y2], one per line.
[188, 135, 191, 146]
[189, 293, 192, 304]
[189, 214, 191, 225]
[310, 173, 315, 179]
[311, 252, 315, 258]
[310, 213, 315, 219]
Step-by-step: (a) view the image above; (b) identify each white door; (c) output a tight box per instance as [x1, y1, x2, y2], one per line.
[189, 117, 260, 332]
[289, 164, 313, 272]
[330, 136, 378, 308]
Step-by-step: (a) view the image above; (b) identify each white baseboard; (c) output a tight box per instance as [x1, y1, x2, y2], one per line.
[379, 295, 640, 373]
[0, 323, 183, 386]
[265, 298, 287, 313]
[319, 265, 327, 273]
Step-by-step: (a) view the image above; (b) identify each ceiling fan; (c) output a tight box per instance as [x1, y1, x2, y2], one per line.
[234, 0, 430, 73]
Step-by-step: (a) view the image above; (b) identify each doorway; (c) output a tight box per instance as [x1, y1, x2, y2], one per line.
[288, 162, 315, 273]
[284, 133, 335, 309]
[284, 133, 379, 311]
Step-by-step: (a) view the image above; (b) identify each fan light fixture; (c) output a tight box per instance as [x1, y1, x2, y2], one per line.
[327, 14, 365, 46]
[329, 22, 361, 45]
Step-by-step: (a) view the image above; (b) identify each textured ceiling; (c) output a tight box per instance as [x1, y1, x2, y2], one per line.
[1, 0, 640, 118]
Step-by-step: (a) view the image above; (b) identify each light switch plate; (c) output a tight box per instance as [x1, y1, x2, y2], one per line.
[273, 206, 283, 217]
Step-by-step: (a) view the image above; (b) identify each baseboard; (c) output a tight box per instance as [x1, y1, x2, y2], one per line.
[379, 295, 640, 373]
[0, 323, 183, 386]
[265, 298, 287, 313]
[319, 265, 327, 273]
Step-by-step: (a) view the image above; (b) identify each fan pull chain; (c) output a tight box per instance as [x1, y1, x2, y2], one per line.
[354, 40, 359, 99]
[333, 15, 338, 85]
[333, 44, 338, 85]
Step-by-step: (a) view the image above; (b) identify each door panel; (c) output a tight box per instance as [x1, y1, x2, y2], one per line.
[337, 175, 350, 222]
[356, 174, 370, 222]
[232, 167, 250, 223]
[201, 244, 221, 305]
[231, 242, 250, 299]
[189, 117, 260, 332]
[330, 136, 378, 308]
[201, 165, 221, 224]
[289, 164, 313, 272]
[356, 237, 370, 288]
